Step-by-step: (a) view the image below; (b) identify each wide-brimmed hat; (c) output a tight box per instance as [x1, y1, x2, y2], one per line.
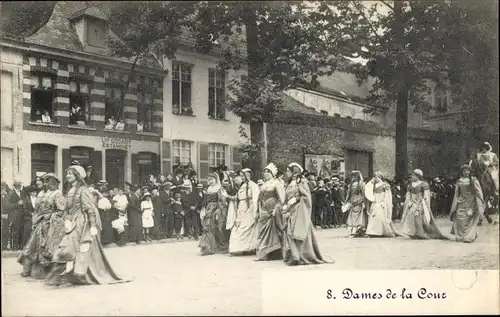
[13, 180, 23, 186]
[412, 169, 424, 178]
[142, 192, 151, 199]
[42, 173, 60, 183]
[24, 185, 37, 193]
[97, 180, 108, 186]
[460, 164, 471, 173]
[222, 179, 231, 187]
[68, 165, 86, 179]
[196, 184, 203, 189]
[182, 180, 192, 188]
[288, 163, 303, 174]
[162, 182, 173, 189]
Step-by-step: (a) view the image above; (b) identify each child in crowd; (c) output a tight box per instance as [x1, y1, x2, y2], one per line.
[173, 192, 184, 239]
[141, 192, 154, 242]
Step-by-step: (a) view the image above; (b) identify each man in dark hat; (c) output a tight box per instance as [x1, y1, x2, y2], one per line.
[1, 182, 12, 250]
[20, 185, 37, 249]
[7, 180, 24, 250]
[127, 183, 143, 244]
[160, 182, 174, 238]
[181, 180, 199, 240]
[150, 185, 164, 239]
[85, 165, 98, 186]
[172, 168, 185, 188]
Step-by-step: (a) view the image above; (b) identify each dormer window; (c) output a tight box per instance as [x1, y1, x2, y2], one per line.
[87, 17, 108, 48]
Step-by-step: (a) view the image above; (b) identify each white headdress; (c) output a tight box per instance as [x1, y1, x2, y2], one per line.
[413, 169, 424, 178]
[264, 162, 278, 177]
[288, 162, 304, 174]
[68, 165, 86, 179]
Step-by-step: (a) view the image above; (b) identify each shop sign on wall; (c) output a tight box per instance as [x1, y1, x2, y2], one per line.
[304, 153, 345, 179]
[102, 137, 131, 150]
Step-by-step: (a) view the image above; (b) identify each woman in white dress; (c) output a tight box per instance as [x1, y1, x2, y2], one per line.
[141, 193, 154, 242]
[365, 171, 398, 237]
[228, 168, 260, 255]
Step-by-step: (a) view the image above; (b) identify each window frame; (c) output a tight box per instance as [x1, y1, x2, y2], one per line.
[105, 85, 124, 127]
[208, 143, 228, 172]
[86, 17, 108, 48]
[172, 140, 193, 167]
[69, 78, 92, 126]
[208, 68, 226, 120]
[29, 72, 56, 123]
[171, 63, 193, 115]
[136, 88, 154, 132]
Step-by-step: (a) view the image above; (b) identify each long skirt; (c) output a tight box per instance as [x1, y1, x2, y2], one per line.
[346, 203, 367, 236]
[229, 204, 260, 255]
[99, 209, 115, 245]
[401, 203, 448, 240]
[283, 223, 329, 266]
[366, 203, 398, 237]
[256, 209, 283, 260]
[199, 207, 228, 255]
[18, 212, 64, 279]
[451, 195, 482, 243]
[47, 211, 128, 285]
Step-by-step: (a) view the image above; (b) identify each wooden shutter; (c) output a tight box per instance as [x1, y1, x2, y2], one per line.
[231, 146, 241, 171]
[62, 148, 71, 173]
[198, 143, 209, 181]
[131, 153, 139, 184]
[152, 153, 160, 175]
[92, 150, 102, 181]
[161, 140, 171, 175]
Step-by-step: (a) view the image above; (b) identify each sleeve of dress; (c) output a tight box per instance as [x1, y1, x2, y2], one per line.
[473, 177, 485, 215]
[275, 180, 286, 205]
[54, 190, 66, 212]
[81, 188, 102, 230]
[492, 153, 499, 169]
[250, 182, 260, 218]
[449, 185, 459, 216]
[297, 179, 313, 213]
[422, 182, 432, 210]
[385, 185, 393, 220]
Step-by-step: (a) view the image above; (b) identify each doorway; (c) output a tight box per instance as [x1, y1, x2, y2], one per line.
[105, 149, 126, 189]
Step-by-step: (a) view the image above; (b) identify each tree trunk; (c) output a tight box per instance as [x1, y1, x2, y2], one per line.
[393, 1, 408, 182]
[395, 88, 409, 182]
[244, 6, 265, 179]
[116, 54, 141, 120]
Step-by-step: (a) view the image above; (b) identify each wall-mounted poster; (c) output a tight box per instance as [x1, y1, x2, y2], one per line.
[304, 153, 345, 180]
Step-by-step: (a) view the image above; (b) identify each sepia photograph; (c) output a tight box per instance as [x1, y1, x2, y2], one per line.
[0, 0, 498, 315]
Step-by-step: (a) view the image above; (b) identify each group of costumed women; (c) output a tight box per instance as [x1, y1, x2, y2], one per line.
[198, 162, 331, 266]
[17, 165, 128, 286]
[344, 164, 487, 243]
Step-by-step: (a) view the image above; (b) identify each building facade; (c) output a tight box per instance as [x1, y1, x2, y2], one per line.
[1, 2, 165, 188]
[160, 49, 248, 182]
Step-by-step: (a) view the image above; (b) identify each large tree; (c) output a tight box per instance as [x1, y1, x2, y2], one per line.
[440, 0, 499, 150]
[311, 0, 457, 181]
[106, 1, 341, 176]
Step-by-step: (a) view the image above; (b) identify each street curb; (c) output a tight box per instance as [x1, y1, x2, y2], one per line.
[1, 237, 194, 259]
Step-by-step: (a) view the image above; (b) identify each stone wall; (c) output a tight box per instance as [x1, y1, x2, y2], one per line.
[266, 111, 470, 180]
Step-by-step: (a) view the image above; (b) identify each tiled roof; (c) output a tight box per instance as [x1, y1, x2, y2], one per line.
[315, 71, 374, 100]
[281, 94, 319, 115]
[0, 1, 57, 37]
[26, 1, 88, 51]
[69, 5, 108, 21]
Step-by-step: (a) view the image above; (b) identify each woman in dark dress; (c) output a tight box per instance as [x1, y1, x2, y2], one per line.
[46, 165, 129, 285]
[198, 173, 229, 255]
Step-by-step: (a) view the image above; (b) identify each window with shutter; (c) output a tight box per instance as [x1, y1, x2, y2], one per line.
[346, 149, 372, 180]
[161, 140, 172, 176]
[198, 143, 210, 180]
[32, 144, 57, 179]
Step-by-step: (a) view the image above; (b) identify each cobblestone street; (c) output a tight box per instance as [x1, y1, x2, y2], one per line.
[2, 219, 498, 316]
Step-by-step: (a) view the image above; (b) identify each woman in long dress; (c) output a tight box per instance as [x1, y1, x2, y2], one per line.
[450, 165, 485, 243]
[256, 163, 285, 261]
[199, 172, 229, 255]
[400, 169, 449, 240]
[228, 168, 260, 256]
[18, 173, 65, 279]
[365, 171, 398, 237]
[282, 163, 330, 266]
[345, 170, 367, 238]
[46, 165, 128, 285]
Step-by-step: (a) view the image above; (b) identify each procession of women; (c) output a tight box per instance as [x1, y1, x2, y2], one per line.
[11, 140, 499, 287]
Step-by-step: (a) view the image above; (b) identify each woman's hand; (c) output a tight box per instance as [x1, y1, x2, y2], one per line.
[90, 226, 98, 236]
